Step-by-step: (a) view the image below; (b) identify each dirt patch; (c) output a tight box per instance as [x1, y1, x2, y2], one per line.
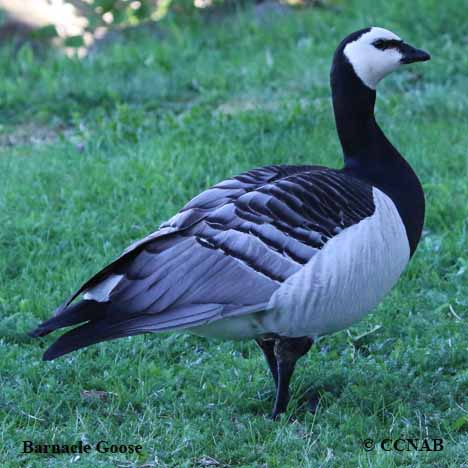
[0, 123, 58, 148]
[0, 122, 80, 149]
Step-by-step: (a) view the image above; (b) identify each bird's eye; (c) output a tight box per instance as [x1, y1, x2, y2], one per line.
[373, 39, 387, 50]
[373, 39, 403, 50]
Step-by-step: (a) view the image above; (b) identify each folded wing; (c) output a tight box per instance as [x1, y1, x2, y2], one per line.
[31, 165, 375, 359]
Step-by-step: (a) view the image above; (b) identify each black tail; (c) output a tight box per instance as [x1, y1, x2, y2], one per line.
[32, 303, 223, 361]
[41, 318, 138, 361]
[28, 300, 107, 338]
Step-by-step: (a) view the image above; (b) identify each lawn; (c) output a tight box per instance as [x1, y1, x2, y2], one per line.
[0, 0, 467, 466]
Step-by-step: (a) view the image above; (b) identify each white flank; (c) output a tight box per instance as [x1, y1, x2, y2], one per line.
[344, 27, 402, 89]
[263, 187, 410, 338]
[83, 274, 123, 302]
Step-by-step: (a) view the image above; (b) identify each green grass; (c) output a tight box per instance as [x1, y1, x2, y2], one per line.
[1, 0, 467, 466]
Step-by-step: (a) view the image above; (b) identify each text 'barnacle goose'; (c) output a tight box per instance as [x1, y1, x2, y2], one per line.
[30, 27, 430, 419]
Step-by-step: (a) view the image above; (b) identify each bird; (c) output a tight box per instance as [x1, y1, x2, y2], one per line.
[30, 27, 430, 419]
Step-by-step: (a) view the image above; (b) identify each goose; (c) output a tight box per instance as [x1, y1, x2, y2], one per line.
[30, 27, 430, 418]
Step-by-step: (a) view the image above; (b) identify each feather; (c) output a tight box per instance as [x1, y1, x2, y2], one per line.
[28, 300, 106, 337]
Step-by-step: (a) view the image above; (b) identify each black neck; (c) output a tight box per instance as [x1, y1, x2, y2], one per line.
[330, 50, 425, 256]
[331, 55, 398, 166]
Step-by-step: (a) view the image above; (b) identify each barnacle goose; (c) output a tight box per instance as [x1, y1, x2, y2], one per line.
[31, 27, 430, 418]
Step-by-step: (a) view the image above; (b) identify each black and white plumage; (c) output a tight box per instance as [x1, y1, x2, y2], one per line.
[31, 27, 430, 418]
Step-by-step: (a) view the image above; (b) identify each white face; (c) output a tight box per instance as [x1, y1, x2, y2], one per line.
[344, 27, 403, 89]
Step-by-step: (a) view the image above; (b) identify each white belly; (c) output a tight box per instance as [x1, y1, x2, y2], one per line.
[190, 314, 267, 340]
[191, 188, 410, 340]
